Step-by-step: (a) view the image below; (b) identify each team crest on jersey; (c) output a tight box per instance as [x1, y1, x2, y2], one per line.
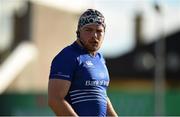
[85, 60, 93, 66]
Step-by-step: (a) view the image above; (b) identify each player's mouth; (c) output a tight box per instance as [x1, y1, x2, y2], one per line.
[91, 41, 98, 46]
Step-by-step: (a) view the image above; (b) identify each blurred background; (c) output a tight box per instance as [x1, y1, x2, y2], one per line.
[0, 0, 180, 116]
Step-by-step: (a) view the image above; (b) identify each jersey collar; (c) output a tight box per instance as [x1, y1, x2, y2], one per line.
[72, 41, 99, 58]
[72, 41, 87, 53]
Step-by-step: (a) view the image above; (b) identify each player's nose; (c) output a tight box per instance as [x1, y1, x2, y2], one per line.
[92, 32, 97, 40]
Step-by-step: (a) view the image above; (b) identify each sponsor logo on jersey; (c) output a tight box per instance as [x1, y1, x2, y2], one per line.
[85, 80, 109, 86]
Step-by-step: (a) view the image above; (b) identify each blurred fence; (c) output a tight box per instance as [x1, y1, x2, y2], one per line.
[0, 88, 180, 116]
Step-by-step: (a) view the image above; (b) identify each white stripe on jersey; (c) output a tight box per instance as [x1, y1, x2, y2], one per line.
[72, 98, 107, 104]
[71, 95, 106, 101]
[69, 89, 107, 104]
[70, 92, 104, 97]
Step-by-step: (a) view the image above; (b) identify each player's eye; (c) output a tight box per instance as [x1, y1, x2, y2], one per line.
[97, 29, 103, 33]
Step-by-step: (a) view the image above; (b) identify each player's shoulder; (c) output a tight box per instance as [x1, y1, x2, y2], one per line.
[52, 43, 78, 61]
[61, 44, 76, 55]
[61, 42, 80, 55]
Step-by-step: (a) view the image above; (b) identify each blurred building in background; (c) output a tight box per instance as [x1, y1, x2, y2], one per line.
[0, 0, 82, 115]
[0, 0, 180, 116]
[0, 0, 82, 93]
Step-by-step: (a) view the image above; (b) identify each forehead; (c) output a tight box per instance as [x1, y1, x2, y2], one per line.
[81, 23, 104, 30]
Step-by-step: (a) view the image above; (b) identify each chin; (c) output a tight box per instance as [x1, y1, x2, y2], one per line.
[87, 46, 100, 52]
[91, 47, 99, 52]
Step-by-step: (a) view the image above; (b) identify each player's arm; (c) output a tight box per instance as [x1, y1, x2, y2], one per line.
[48, 79, 78, 116]
[107, 97, 118, 117]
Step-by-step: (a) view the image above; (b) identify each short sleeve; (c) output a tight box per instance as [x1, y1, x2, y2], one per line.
[49, 48, 77, 81]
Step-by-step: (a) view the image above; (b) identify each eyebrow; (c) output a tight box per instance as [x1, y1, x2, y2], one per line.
[84, 26, 103, 30]
[84, 27, 93, 30]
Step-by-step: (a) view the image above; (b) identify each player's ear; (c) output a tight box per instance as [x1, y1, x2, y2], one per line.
[76, 30, 80, 38]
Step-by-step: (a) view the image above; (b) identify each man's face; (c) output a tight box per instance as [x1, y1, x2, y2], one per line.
[79, 23, 105, 53]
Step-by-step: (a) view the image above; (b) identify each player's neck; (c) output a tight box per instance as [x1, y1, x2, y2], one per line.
[76, 40, 97, 57]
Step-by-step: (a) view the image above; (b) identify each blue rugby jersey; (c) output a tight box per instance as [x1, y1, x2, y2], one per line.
[49, 41, 110, 116]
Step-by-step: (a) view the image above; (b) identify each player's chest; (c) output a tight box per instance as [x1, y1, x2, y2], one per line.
[76, 57, 109, 81]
